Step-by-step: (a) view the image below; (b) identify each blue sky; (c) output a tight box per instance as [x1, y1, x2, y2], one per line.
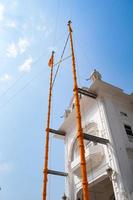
[0, 0, 133, 200]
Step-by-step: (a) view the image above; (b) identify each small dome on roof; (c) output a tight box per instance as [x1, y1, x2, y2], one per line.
[90, 69, 102, 82]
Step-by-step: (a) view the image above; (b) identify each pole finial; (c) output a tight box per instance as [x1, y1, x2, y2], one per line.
[68, 20, 72, 25]
[68, 20, 73, 32]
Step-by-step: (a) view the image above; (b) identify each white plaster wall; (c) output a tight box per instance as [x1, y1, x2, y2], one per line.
[64, 97, 110, 199]
[62, 80, 133, 200]
[103, 96, 133, 199]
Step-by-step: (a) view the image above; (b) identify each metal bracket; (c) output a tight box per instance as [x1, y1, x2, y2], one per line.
[84, 133, 109, 145]
[49, 128, 109, 145]
[78, 88, 97, 99]
[47, 169, 68, 177]
[49, 128, 65, 136]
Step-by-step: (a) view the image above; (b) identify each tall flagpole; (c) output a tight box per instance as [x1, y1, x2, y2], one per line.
[68, 21, 90, 200]
[43, 51, 54, 200]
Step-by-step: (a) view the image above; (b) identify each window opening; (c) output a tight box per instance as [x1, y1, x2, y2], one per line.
[124, 124, 133, 136]
[120, 111, 128, 117]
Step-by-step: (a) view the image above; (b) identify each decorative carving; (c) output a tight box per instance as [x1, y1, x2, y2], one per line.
[111, 171, 120, 199]
[120, 183, 128, 200]
[111, 171, 129, 200]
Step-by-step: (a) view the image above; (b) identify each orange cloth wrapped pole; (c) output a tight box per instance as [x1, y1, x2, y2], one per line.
[43, 51, 54, 200]
[48, 52, 54, 67]
[68, 21, 90, 200]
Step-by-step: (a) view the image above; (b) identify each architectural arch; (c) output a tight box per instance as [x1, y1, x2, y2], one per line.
[69, 121, 99, 162]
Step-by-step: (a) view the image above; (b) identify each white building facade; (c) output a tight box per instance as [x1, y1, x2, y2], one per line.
[59, 71, 133, 200]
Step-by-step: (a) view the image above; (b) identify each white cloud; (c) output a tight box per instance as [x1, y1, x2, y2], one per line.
[0, 73, 12, 81]
[6, 20, 16, 28]
[19, 56, 33, 72]
[44, 29, 52, 38]
[6, 42, 18, 57]
[0, 153, 13, 174]
[0, 162, 13, 175]
[18, 38, 30, 54]
[0, 162, 10, 172]
[10, 1, 18, 10]
[36, 24, 47, 32]
[0, 3, 4, 21]
[6, 38, 30, 58]
[36, 23, 52, 38]
[22, 22, 28, 30]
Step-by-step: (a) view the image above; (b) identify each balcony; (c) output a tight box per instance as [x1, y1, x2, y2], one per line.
[71, 143, 104, 177]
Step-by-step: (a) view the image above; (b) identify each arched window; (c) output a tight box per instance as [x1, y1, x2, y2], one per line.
[76, 188, 83, 200]
[71, 122, 99, 161]
[71, 139, 79, 161]
[84, 122, 98, 136]
[83, 122, 99, 148]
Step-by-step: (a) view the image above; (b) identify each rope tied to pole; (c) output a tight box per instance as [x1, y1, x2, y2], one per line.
[52, 34, 70, 88]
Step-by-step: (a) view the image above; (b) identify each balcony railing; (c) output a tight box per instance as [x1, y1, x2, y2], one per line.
[71, 143, 105, 177]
